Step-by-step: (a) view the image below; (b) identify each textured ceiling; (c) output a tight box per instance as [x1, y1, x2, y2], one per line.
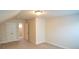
[0, 10, 79, 23]
[0, 10, 20, 23]
[16, 10, 79, 19]
[46, 10, 79, 16]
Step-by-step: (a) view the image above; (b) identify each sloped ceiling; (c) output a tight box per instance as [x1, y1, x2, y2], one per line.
[16, 10, 36, 19]
[0, 10, 20, 23]
[0, 10, 79, 23]
[16, 10, 79, 19]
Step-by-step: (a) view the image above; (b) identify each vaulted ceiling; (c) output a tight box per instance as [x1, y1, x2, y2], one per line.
[0, 10, 79, 23]
[0, 10, 20, 23]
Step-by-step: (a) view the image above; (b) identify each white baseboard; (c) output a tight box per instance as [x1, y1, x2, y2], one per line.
[36, 40, 45, 45]
[0, 39, 20, 44]
[46, 40, 69, 49]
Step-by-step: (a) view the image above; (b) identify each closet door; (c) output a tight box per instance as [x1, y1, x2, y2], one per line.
[6, 22, 19, 42]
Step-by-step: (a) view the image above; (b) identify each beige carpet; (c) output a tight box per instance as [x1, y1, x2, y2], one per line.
[0, 39, 62, 49]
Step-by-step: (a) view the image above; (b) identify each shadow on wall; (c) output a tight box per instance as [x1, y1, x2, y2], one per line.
[46, 15, 79, 49]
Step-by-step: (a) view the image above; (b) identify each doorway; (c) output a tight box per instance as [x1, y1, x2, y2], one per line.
[18, 22, 28, 40]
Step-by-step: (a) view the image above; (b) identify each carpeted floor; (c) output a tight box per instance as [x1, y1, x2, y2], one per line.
[0, 39, 62, 49]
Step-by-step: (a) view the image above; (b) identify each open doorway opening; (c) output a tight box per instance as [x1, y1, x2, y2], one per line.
[18, 22, 28, 41]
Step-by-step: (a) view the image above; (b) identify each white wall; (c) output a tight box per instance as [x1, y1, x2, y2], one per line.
[46, 15, 79, 48]
[36, 17, 45, 44]
[28, 17, 45, 44]
[0, 19, 21, 44]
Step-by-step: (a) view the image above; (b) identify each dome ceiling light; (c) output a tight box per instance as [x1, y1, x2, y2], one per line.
[33, 10, 44, 16]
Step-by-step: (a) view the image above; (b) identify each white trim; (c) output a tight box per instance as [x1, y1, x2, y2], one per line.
[46, 40, 69, 49]
[36, 40, 45, 45]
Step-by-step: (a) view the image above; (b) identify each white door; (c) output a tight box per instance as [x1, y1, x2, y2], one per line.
[6, 22, 18, 41]
[24, 23, 28, 40]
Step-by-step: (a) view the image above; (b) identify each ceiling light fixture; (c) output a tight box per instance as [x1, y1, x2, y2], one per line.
[33, 10, 44, 16]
